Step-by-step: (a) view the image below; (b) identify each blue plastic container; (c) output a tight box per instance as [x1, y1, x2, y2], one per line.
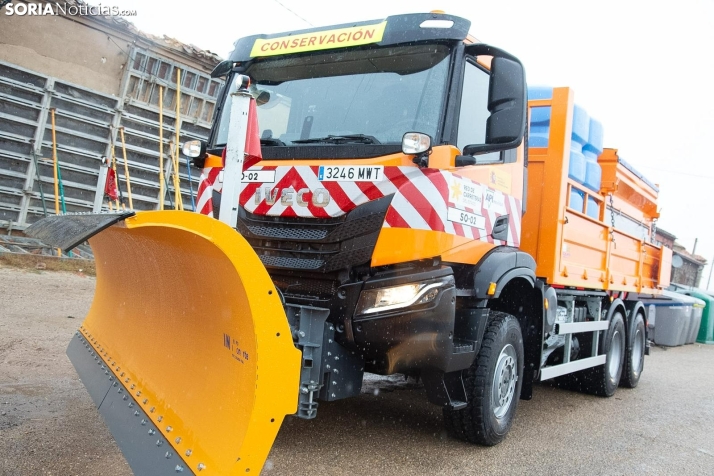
[529, 106, 551, 147]
[571, 105, 590, 146]
[582, 118, 603, 192]
[568, 105, 589, 184]
[569, 151, 586, 184]
[583, 118, 604, 157]
[586, 196, 599, 219]
[528, 87, 553, 147]
[569, 188, 584, 212]
[584, 160, 602, 192]
[528, 86, 553, 100]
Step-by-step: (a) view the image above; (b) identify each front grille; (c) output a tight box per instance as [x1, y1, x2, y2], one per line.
[326, 212, 389, 242]
[245, 224, 328, 240]
[259, 255, 324, 270]
[238, 195, 393, 273]
[272, 275, 338, 298]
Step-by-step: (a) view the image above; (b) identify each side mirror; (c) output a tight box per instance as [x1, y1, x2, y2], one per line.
[210, 60, 234, 78]
[487, 57, 526, 144]
[462, 47, 526, 156]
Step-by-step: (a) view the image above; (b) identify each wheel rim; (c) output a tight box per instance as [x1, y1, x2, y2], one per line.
[492, 344, 518, 419]
[632, 327, 644, 373]
[608, 330, 623, 378]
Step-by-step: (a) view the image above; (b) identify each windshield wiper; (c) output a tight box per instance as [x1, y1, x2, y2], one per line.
[292, 134, 381, 145]
[260, 137, 285, 146]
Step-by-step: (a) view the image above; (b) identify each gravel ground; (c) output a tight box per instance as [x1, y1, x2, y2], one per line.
[1, 265, 713, 475]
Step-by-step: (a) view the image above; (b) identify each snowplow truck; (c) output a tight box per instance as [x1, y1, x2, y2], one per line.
[27, 12, 671, 475]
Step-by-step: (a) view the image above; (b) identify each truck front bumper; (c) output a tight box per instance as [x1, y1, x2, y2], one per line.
[349, 267, 484, 375]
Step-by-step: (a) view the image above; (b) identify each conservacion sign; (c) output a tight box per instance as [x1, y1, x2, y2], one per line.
[250, 22, 387, 57]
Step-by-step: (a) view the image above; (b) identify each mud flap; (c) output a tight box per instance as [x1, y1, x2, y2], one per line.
[47, 211, 301, 474]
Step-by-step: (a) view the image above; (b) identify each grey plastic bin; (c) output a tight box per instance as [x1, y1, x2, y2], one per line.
[686, 299, 705, 344]
[640, 291, 696, 346]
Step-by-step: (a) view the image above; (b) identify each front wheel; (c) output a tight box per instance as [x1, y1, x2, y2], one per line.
[443, 311, 524, 446]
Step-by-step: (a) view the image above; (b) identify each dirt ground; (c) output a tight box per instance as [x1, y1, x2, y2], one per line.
[1, 264, 713, 475]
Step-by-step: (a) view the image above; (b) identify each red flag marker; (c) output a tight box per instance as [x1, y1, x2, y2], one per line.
[105, 168, 119, 201]
[243, 98, 262, 170]
[220, 98, 262, 171]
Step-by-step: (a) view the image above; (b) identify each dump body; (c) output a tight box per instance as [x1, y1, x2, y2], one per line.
[521, 87, 669, 293]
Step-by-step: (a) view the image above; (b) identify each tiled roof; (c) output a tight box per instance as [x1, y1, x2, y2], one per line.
[673, 244, 707, 265]
[56, 0, 223, 65]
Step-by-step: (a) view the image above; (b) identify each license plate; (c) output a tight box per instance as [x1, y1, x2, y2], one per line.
[241, 170, 276, 183]
[447, 207, 486, 229]
[317, 166, 384, 182]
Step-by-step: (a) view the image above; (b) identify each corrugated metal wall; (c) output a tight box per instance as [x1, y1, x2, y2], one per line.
[0, 46, 223, 230]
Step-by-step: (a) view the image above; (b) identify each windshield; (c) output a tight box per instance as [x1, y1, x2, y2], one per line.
[213, 44, 451, 147]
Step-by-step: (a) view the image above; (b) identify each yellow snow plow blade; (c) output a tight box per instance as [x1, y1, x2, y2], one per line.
[65, 211, 301, 474]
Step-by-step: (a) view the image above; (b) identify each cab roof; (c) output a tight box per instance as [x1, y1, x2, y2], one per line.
[228, 12, 470, 62]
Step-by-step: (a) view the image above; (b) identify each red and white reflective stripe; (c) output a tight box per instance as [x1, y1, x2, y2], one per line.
[196, 167, 220, 216]
[240, 166, 401, 219]
[383, 168, 522, 247]
[238, 165, 521, 247]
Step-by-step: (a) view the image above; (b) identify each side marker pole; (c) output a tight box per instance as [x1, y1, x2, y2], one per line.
[173, 68, 183, 210]
[218, 76, 251, 228]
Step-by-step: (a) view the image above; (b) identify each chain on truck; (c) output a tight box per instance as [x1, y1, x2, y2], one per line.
[27, 11, 671, 475]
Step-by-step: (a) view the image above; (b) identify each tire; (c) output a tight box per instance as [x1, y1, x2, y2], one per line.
[582, 311, 626, 397]
[621, 311, 646, 388]
[443, 311, 524, 446]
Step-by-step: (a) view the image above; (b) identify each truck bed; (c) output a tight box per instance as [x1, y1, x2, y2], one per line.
[520, 87, 670, 293]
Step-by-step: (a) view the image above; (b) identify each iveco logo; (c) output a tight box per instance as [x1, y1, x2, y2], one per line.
[254, 187, 331, 208]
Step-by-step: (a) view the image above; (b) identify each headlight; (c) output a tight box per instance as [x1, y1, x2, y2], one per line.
[355, 278, 449, 317]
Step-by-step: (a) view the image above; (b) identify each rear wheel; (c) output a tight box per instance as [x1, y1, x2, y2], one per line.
[582, 311, 626, 397]
[621, 311, 646, 388]
[443, 311, 524, 446]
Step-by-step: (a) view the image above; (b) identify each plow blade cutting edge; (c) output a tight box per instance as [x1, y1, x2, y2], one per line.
[31, 211, 301, 474]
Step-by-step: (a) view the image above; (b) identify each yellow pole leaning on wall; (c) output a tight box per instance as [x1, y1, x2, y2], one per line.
[110, 137, 120, 210]
[50, 108, 60, 216]
[50, 108, 61, 256]
[173, 68, 183, 210]
[158, 85, 165, 210]
[119, 127, 133, 210]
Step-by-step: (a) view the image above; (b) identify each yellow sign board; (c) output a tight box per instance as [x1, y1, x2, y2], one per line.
[250, 22, 387, 57]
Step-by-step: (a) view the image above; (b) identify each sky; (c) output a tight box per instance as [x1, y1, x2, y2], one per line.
[109, 0, 714, 289]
